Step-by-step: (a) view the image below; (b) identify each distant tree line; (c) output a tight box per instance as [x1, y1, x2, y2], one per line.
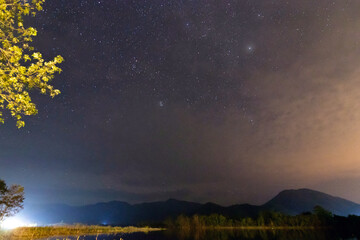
[163, 205, 360, 233]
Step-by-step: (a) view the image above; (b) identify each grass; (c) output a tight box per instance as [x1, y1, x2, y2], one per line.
[0, 225, 164, 240]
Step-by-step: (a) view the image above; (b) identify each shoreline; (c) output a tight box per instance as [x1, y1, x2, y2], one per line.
[1, 225, 164, 240]
[0, 225, 334, 240]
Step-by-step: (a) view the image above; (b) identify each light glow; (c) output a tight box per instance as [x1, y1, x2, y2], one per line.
[0, 217, 37, 230]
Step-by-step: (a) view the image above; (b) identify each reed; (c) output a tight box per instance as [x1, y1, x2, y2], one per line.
[1, 225, 163, 240]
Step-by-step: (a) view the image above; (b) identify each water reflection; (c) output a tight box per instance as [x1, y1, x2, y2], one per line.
[38, 229, 359, 240]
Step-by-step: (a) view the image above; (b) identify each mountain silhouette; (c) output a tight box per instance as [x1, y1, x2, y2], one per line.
[19, 188, 360, 225]
[264, 188, 360, 216]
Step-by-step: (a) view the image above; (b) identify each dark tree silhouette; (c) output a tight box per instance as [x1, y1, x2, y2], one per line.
[0, 179, 24, 222]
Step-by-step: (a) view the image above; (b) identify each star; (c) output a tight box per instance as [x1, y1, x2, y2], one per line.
[246, 44, 255, 53]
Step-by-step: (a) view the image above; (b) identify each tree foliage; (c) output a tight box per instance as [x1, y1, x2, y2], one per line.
[0, 0, 63, 128]
[165, 207, 337, 230]
[0, 179, 24, 222]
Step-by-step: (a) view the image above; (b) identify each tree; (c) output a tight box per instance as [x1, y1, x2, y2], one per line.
[313, 205, 333, 225]
[0, 0, 63, 128]
[175, 215, 191, 230]
[0, 179, 24, 222]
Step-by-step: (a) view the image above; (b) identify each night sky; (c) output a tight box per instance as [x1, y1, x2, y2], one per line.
[1, 0, 360, 206]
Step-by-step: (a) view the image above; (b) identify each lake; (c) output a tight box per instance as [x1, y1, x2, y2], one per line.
[40, 229, 359, 240]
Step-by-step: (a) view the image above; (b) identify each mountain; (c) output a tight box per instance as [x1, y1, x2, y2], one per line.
[264, 188, 360, 216]
[18, 188, 360, 225]
[19, 199, 260, 225]
[132, 199, 202, 223]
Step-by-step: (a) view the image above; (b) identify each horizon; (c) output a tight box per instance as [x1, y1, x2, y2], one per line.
[21, 187, 360, 208]
[13, 186, 360, 227]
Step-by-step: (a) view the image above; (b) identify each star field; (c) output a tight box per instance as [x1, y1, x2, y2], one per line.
[1, 0, 360, 206]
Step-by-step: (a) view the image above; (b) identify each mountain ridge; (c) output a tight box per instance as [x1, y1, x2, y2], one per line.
[264, 188, 360, 216]
[19, 188, 360, 225]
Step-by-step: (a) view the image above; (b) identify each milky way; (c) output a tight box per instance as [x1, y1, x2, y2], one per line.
[1, 0, 360, 206]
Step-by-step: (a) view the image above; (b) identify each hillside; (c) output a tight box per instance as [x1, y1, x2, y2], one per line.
[263, 188, 360, 216]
